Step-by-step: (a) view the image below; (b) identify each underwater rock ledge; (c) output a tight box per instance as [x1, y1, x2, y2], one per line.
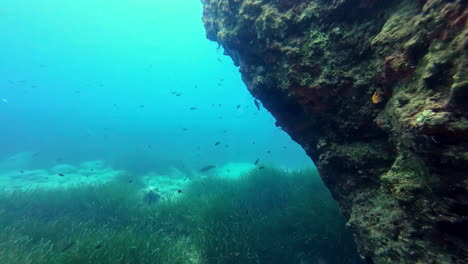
[201, 0, 467, 263]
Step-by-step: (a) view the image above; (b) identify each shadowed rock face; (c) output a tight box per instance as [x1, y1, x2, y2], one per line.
[201, 0, 467, 263]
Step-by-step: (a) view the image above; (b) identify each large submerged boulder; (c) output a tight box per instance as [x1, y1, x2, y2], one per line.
[201, 0, 467, 263]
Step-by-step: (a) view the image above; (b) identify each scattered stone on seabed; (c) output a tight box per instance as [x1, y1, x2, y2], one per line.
[143, 187, 161, 205]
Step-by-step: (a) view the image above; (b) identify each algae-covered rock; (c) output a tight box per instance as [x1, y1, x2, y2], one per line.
[201, 0, 468, 263]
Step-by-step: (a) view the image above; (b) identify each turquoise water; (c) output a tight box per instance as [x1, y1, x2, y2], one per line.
[0, 0, 311, 173]
[0, 1, 364, 264]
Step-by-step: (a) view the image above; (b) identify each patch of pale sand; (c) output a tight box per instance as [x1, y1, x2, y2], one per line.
[141, 171, 190, 199]
[166, 166, 186, 179]
[214, 162, 256, 179]
[50, 164, 78, 174]
[139, 162, 257, 200]
[0, 160, 125, 192]
[79, 160, 107, 170]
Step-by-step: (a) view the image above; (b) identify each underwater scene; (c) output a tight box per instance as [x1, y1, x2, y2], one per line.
[0, 0, 365, 264]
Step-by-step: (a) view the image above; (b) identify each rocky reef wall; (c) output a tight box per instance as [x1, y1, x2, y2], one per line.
[201, 0, 467, 263]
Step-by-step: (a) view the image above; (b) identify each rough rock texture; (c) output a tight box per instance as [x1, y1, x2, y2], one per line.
[201, 0, 468, 263]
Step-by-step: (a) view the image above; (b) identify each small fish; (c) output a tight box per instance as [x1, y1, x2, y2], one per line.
[214, 141, 221, 146]
[229, 252, 240, 257]
[95, 244, 102, 249]
[217, 58, 222, 62]
[175, 93, 182, 96]
[177, 189, 183, 194]
[1, 98, 8, 103]
[62, 241, 76, 252]
[58, 173, 65, 177]
[258, 166, 265, 169]
[200, 165, 216, 172]
[139, 104, 145, 108]
[254, 99, 260, 110]
[20, 170, 24, 173]
[236, 105, 240, 109]
[189, 107, 198, 110]
[267, 150, 271, 154]
[252, 141, 256, 144]
[128, 179, 133, 183]
[254, 159, 259, 165]
[182, 128, 188, 131]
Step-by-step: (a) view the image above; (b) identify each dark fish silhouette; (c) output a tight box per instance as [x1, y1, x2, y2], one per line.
[58, 173, 65, 177]
[200, 165, 216, 172]
[236, 105, 240, 109]
[95, 244, 102, 249]
[254, 159, 259, 165]
[139, 105, 145, 108]
[62, 241, 76, 252]
[189, 107, 198, 110]
[214, 141, 221, 146]
[177, 189, 183, 194]
[258, 166, 265, 169]
[182, 128, 188, 131]
[254, 99, 260, 110]
[20, 170, 24, 173]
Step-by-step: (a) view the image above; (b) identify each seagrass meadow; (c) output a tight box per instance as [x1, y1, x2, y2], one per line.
[0, 168, 362, 264]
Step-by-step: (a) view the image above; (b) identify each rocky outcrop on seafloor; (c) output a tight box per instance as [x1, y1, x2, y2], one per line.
[201, 0, 467, 263]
